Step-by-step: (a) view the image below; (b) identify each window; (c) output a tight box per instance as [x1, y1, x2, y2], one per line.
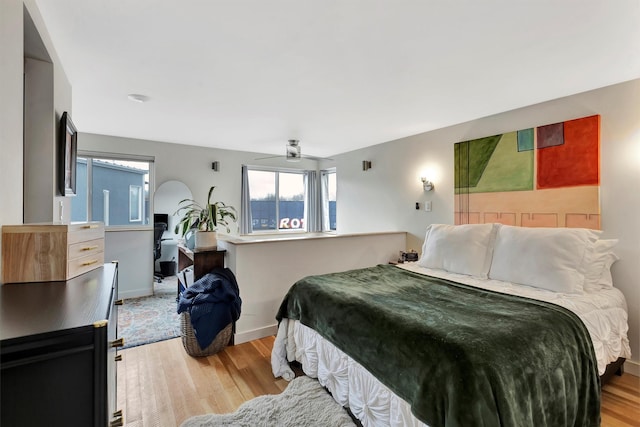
[71, 154, 153, 227]
[248, 168, 306, 232]
[129, 185, 142, 222]
[321, 169, 337, 231]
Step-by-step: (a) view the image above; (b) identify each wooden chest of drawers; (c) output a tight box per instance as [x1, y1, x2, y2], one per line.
[2, 222, 105, 283]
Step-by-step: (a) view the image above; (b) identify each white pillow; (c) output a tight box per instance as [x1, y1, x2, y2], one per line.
[489, 225, 601, 294]
[583, 239, 619, 291]
[598, 253, 618, 288]
[418, 223, 498, 278]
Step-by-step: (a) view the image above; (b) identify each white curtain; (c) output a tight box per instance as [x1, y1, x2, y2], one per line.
[321, 171, 330, 231]
[240, 165, 253, 234]
[305, 171, 322, 232]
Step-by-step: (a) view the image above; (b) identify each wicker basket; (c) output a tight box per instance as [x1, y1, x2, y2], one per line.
[180, 312, 232, 357]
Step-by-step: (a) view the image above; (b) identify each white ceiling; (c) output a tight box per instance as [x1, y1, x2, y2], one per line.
[35, 0, 640, 158]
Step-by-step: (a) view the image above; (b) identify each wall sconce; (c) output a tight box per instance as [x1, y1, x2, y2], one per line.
[212, 161, 220, 172]
[362, 160, 372, 171]
[421, 177, 434, 192]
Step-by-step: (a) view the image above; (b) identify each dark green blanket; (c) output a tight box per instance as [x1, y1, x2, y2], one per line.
[276, 264, 600, 427]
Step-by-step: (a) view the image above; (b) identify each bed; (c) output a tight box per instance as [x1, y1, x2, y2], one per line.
[271, 223, 631, 427]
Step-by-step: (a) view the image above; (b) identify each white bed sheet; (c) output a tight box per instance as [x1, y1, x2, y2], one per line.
[271, 264, 631, 426]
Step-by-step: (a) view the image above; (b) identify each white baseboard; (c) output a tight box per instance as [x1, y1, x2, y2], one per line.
[624, 359, 640, 377]
[118, 289, 152, 299]
[234, 324, 278, 345]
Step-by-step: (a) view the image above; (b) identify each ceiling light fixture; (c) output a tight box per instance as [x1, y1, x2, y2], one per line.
[286, 139, 301, 162]
[127, 94, 149, 103]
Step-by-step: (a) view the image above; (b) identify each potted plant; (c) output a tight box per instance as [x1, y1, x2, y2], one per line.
[174, 186, 237, 249]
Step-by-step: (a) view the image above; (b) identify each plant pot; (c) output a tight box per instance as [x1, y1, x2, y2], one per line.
[195, 230, 217, 250]
[184, 229, 196, 250]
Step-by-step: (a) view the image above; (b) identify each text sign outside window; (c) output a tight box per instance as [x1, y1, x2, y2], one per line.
[248, 169, 306, 232]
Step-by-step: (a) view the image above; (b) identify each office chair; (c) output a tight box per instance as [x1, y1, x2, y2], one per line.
[153, 222, 167, 282]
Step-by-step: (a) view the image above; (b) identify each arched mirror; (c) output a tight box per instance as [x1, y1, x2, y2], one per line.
[153, 180, 193, 276]
[154, 180, 192, 239]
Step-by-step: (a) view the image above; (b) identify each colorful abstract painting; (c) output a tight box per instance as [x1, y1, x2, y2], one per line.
[454, 115, 600, 229]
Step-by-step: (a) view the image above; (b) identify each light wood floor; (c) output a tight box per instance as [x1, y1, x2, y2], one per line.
[118, 337, 640, 427]
[117, 336, 289, 427]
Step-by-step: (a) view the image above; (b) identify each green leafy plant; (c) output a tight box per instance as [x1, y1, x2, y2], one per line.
[174, 186, 237, 236]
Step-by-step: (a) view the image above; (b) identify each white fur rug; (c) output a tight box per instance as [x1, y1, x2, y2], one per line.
[180, 376, 354, 427]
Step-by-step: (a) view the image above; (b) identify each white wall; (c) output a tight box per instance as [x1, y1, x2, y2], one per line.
[0, 0, 25, 282]
[0, 0, 72, 282]
[333, 79, 640, 374]
[23, 57, 55, 223]
[105, 230, 154, 299]
[219, 232, 407, 344]
[22, 3, 73, 224]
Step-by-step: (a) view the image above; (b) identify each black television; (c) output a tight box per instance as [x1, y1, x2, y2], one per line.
[58, 111, 77, 196]
[154, 213, 169, 225]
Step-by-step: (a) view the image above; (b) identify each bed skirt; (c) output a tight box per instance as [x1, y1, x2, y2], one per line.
[273, 318, 428, 426]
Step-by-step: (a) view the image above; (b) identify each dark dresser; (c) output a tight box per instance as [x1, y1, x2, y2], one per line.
[0, 262, 122, 427]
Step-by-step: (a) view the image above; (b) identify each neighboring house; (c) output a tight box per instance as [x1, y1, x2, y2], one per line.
[72, 159, 149, 226]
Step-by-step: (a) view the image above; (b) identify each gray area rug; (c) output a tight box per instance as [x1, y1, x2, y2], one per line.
[118, 276, 181, 349]
[180, 376, 355, 427]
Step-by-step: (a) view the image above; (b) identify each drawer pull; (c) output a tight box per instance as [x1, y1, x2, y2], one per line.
[82, 224, 100, 229]
[93, 320, 108, 328]
[115, 354, 123, 362]
[110, 338, 125, 348]
[110, 416, 124, 427]
[81, 259, 99, 267]
[81, 245, 99, 251]
[115, 299, 124, 306]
